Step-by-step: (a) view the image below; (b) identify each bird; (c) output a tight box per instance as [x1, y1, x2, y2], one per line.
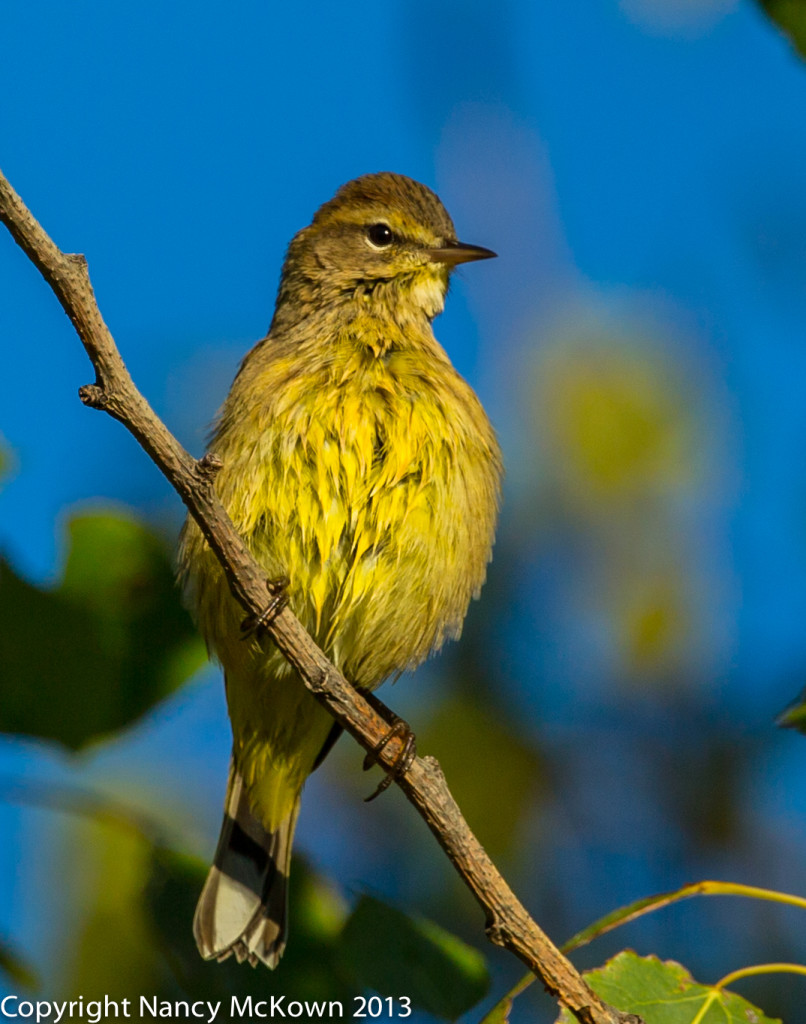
[178, 172, 502, 969]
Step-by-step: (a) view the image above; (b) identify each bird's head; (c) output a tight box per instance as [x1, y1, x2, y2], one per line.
[276, 172, 496, 323]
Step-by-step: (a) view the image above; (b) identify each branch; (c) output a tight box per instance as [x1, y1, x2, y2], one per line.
[0, 166, 641, 1024]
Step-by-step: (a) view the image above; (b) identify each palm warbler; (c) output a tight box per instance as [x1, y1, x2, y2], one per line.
[179, 172, 501, 968]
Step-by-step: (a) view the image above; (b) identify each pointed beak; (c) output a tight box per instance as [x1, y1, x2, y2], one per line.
[427, 239, 498, 265]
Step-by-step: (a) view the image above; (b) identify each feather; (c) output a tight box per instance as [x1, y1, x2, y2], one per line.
[194, 764, 299, 969]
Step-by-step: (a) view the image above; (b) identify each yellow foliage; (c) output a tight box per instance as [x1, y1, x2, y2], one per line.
[536, 336, 696, 506]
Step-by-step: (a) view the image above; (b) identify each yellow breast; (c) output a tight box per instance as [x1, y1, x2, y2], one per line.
[202, 324, 501, 689]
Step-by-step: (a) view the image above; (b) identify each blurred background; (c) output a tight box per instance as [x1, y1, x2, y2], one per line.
[2, 1, 806, 1020]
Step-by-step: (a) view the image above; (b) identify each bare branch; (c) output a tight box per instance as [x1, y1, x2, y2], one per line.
[0, 166, 641, 1024]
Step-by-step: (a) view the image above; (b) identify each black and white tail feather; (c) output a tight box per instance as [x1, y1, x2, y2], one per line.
[194, 763, 299, 969]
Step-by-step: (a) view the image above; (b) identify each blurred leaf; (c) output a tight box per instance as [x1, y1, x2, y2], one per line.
[340, 895, 489, 1020]
[421, 694, 543, 859]
[613, 570, 690, 678]
[0, 438, 11, 488]
[65, 817, 159, 999]
[535, 336, 697, 507]
[0, 937, 38, 990]
[60, 514, 205, 702]
[555, 952, 780, 1023]
[777, 688, 806, 733]
[759, 1, 806, 58]
[0, 511, 205, 748]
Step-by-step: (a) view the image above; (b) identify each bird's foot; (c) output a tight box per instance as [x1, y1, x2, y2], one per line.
[362, 691, 416, 802]
[240, 576, 290, 638]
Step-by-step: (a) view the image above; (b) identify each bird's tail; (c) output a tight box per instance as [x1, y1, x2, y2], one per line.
[194, 763, 299, 969]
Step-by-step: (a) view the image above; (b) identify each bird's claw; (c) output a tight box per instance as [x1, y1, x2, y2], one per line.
[363, 717, 416, 801]
[240, 576, 290, 638]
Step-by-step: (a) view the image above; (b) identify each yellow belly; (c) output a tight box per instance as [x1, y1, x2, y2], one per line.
[180, 337, 500, 829]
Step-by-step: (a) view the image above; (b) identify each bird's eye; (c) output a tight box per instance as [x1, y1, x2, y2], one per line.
[366, 223, 394, 248]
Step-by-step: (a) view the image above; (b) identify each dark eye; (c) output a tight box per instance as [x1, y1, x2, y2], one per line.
[366, 223, 394, 247]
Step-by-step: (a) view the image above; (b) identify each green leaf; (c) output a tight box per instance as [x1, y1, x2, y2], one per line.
[340, 895, 489, 1020]
[0, 511, 205, 748]
[758, 1, 806, 59]
[556, 952, 781, 1024]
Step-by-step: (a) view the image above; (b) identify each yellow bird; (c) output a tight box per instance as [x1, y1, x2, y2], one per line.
[178, 172, 502, 968]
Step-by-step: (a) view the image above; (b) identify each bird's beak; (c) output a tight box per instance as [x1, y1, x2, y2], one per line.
[427, 240, 497, 265]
